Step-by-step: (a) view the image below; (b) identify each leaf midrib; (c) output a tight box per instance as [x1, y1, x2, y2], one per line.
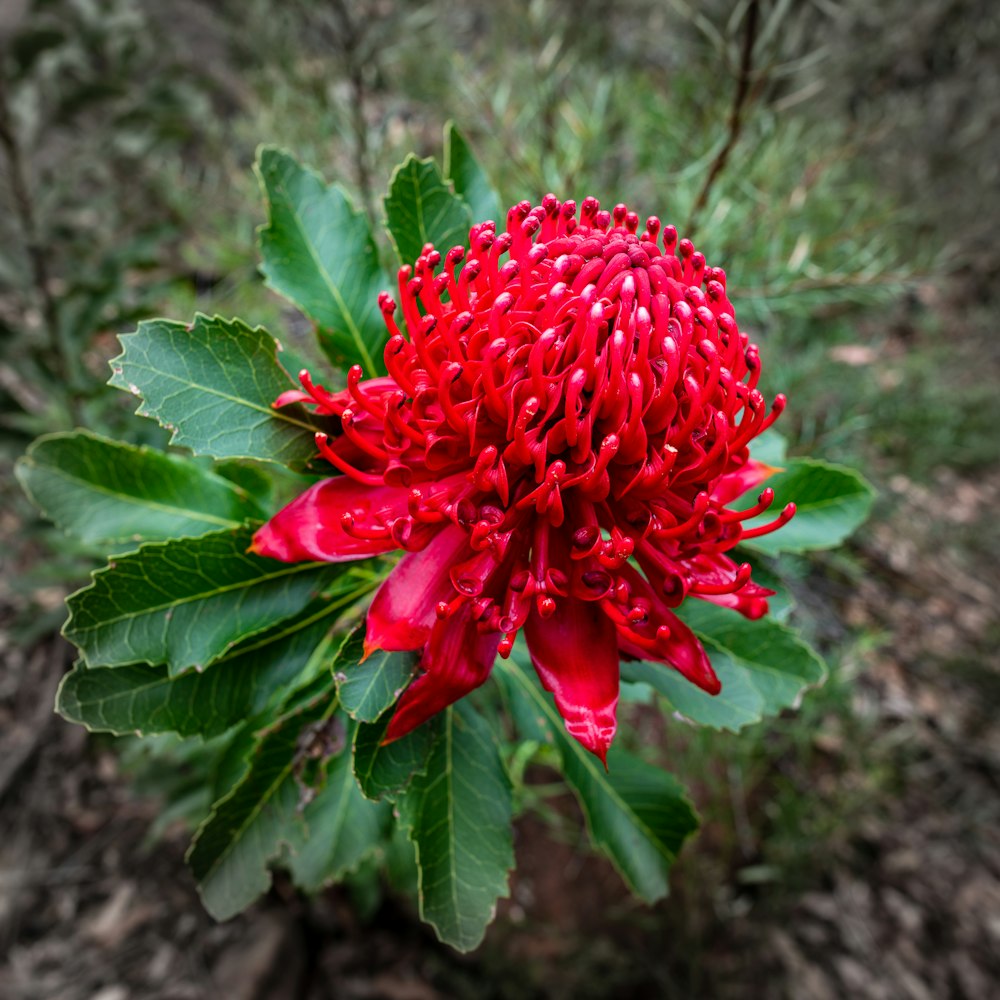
[120, 358, 318, 436]
[445, 708, 460, 934]
[69, 559, 325, 634]
[64, 602, 344, 729]
[695, 629, 825, 685]
[25, 460, 242, 532]
[274, 173, 377, 374]
[342, 651, 415, 719]
[636, 659, 763, 723]
[196, 693, 339, 886]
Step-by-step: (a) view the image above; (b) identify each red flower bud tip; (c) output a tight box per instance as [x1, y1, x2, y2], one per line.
[252, 196, 794, 760]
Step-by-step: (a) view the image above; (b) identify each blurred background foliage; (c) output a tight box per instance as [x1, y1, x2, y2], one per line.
[1, 0, 998, 997]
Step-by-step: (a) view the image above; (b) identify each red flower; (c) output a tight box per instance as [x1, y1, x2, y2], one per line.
[252, 196, 794, 761]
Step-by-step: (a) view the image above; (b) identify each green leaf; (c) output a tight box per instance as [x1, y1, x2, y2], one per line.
[333, 625, 418, 723]
[286, 717, 392, 892]
[395, 703, 513, 951]
[622, 652, 766, 733]
[16, 431, 254, 547]
[109, 315, 327, 467]
[737, 458, 875, 555]
[353, 709, 437, 801]
[384, 155, 472, 268]
[256, 146, 389, 374]
[498, 655, 699, 903]
[56, 600, 345, 738]
[741, 555, 795, 623]
[621, 601, 827, 732]
[213, 460, 276, 511]
[64, 526, 360, 674]
[186, 679, 338, 920]
[443, 122, 501, 223]
[749, 428, 788, 467]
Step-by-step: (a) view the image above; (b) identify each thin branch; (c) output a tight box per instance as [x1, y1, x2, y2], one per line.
[0, 65, 70, 391]
[328, 0, 376, 224]
[734, 271, 916, 301]
[686, 0, 761, 235]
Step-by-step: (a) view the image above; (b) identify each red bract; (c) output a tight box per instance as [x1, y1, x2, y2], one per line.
[252, 196, 794, 762]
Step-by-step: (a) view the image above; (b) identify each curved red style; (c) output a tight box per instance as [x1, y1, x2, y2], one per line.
[252, 196, 794, 762]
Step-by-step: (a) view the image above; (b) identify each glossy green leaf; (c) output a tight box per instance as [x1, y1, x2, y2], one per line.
[395, 703, 513, 951]
[498, 655, 699, 903]
[737, 458, 875, 555]
[64, 526, 356, 674]
[352, 709, 437, 801]
[109, 315, 326, 467]
[333, 625, 418, 723]
[16, 431, 254, 547]
[287, 717, 392, 892]
[443, 122, 501, 224]
[186, 678, 338, 920]
[621, 601, 827, 732]
[56, 600, 344, 738]
[384, 154, 472, 268]
[256, 146, 389, 373]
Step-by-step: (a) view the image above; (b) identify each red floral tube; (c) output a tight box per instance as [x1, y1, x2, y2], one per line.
[253, 195, 794, 762]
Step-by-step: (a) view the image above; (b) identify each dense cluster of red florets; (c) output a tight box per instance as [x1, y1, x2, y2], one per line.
[253, 195, 793, 761]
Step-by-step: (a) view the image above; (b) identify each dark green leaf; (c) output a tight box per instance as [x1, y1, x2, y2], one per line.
[109, 315, 326, 467]
[287, 717, 392, 892]
[737, 458, 875, 555]
[333, 625, 418, 723]
[213, 460, 276, 511]
[64, 526, 360, 674]
[384, 155, 472, 268]
[384, 823, 420, 897]
[16, 431, 254, 547]
[256, 146, 389, 374]
[621, 601, 826, 732]
[353, 709, 437, 801]
[498, 655, 699, 903]
[57, 600, 345, 738]
[186, 679, 338, 920]
[211, 718, 261, 802]
[443, 122, 501, 223]
[395, 703, 513, 951]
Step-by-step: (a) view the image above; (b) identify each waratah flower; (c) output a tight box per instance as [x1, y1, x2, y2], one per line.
[252, 195, 794, 761]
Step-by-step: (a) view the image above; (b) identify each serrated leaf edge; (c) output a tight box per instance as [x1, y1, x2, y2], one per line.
[107, 315, 317, 465]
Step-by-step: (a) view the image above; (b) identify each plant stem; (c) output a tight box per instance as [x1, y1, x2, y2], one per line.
[686, 0, 761, 235]
[328, 0, 376, 224]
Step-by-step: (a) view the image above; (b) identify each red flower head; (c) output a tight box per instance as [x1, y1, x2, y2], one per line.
[252, 196, 794, 762]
